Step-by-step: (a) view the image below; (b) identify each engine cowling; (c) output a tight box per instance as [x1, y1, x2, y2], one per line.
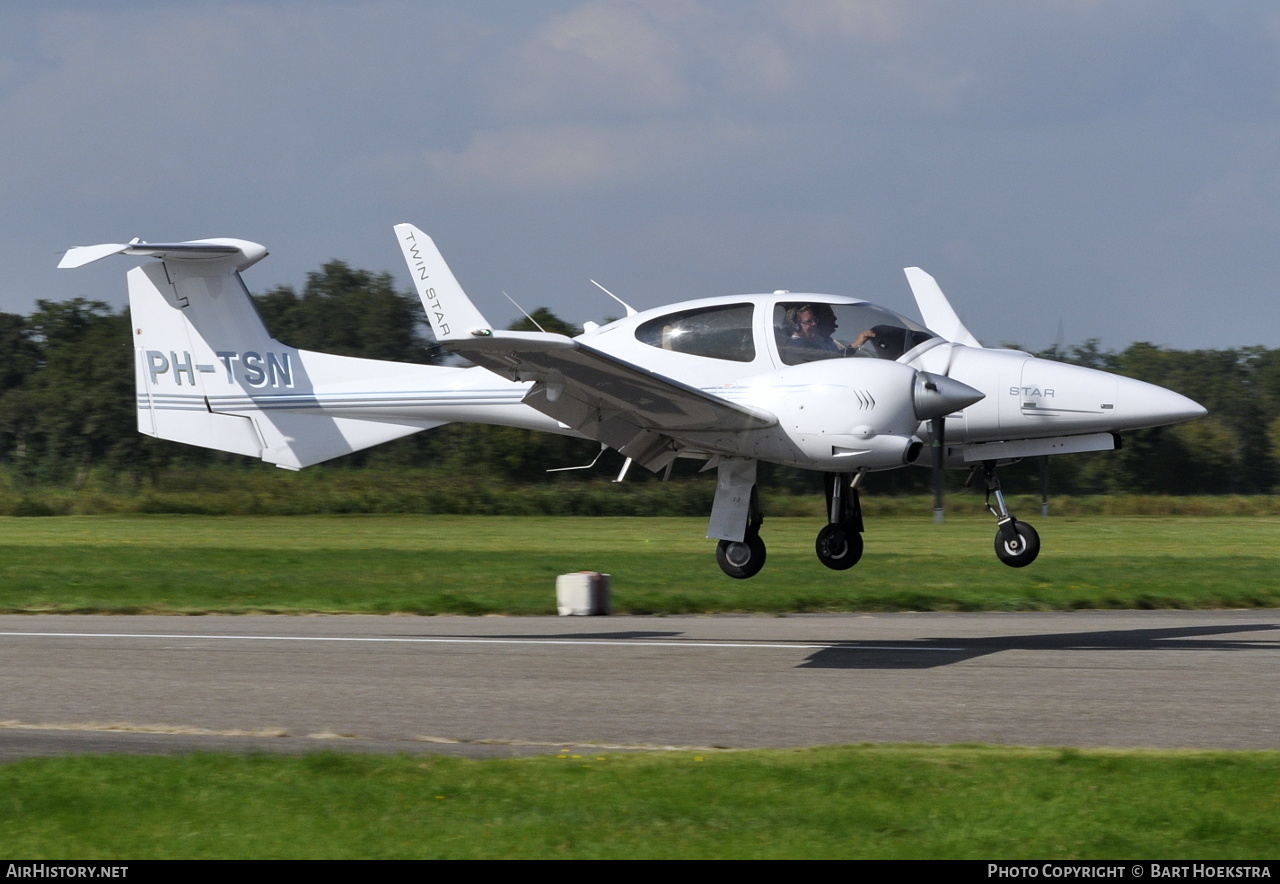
[744, 358, 976, 470]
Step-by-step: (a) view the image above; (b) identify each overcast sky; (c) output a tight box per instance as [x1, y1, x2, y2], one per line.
[4, 0, 1280, 351]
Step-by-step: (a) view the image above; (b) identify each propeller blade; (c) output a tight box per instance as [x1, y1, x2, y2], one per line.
[931, 416, 946, 524]
[1039, 455, 1050, 517]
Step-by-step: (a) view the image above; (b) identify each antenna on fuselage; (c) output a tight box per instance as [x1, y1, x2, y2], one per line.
[590, 279, 637, 317]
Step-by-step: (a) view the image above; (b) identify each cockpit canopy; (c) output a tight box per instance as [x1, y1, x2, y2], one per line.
[631, 297, 937, 365]
[635, 303, 757, 362]
[774, 301, 936, 364]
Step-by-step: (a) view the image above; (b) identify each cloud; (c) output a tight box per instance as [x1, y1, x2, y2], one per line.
[494, 1, 694, 118]
[765, 0, 1280, 124]
[411, 117, 768, 192]
[772, 0, 905, 43]
[0, 3, 483, 202]
[7, 1, 1280, 347]
[488, 0, 813, 123]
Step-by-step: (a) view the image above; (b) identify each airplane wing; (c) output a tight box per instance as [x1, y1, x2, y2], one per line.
[904, 267, 984, 348]
[444, 332, 777, 471]
[395, 222, 777, 470]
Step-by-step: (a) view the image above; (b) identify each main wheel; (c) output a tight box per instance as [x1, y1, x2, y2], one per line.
[815, 523, 863, 570]
[994, 521, 1040, 567]
[716, 533, 767, 579]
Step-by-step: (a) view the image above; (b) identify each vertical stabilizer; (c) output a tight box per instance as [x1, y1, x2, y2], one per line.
[129, 261, 267, 458]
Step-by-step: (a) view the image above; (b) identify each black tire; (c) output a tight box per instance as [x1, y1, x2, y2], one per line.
[994, 521, 1040, 567]
[815, 523, 864, 571]
[716, 533, 767, 579]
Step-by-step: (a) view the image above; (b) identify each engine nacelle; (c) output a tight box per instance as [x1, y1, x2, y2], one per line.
[737, 358, 939, 469]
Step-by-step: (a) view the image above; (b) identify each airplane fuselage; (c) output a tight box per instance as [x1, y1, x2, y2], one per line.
[139, 291, 1202, 474]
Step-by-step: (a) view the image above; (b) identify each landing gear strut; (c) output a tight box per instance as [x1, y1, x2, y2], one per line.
[980, 460, 1040, 567]
[815, 470, 865, 570]
[716, 486, 766, 579]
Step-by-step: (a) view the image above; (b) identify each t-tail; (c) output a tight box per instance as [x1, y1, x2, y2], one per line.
[59, 238, 462, 469]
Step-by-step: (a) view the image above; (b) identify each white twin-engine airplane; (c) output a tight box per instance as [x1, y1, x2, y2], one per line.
[60, 225, 1205, 579]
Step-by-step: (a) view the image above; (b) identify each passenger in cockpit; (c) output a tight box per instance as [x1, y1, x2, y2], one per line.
[784, 304, 876, 363]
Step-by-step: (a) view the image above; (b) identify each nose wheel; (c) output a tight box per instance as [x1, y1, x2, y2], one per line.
[994, 519, 1040, 567]
[982, 460, 1041, 568]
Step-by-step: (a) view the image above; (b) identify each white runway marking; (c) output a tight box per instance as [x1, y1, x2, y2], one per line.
[0, 631, 962, 653]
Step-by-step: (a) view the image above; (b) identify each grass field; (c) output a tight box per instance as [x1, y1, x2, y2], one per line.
[2, 747, 1279, 859]
[3, 511, 1277, 859]
[0, 512, 1276, 614]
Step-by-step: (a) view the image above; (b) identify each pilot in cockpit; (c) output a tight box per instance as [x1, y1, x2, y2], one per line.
[783, 304, 876, 363]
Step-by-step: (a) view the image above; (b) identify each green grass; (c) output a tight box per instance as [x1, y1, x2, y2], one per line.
[0, 513, 1276, 614]
[5, 464, 1280, 518]
[2, 746, 1278, 858]
[0, 511, 1269, 616]
[3, 515, 1276, 859]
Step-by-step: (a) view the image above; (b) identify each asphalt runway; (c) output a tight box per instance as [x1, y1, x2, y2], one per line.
[1, 611, 1277, 760]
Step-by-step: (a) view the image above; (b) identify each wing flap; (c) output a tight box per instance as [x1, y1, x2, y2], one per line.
[444, 333, 776, 469]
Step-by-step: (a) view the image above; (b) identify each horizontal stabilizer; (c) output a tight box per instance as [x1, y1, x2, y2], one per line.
[58, 242, 136, 269]
[59, 238, 268, 272]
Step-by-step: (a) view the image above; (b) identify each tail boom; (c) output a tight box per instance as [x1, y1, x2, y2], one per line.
[66, 238, 568, 469]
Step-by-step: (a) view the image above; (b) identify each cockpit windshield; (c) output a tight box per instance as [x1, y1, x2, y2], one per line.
[775, 301, 936, 365]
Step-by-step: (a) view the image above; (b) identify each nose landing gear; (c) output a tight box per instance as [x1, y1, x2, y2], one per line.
[981, 460, 1040, 568]
[995, 520, 1040, 567]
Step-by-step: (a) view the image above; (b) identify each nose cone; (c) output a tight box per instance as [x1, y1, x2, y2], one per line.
[1114, 375, 1207, 430]
[913, 371, 985, 421]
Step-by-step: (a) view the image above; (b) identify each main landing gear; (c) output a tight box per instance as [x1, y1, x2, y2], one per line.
[980, 460, 1040, 568]
[714, 470, 868, 577]
[709, 458, 1042, 578]
[815, 470, 865, 570]
[715, 486, 766, 579]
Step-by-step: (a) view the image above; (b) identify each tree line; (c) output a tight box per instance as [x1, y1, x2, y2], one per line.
[1, 261, 1277, 495]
